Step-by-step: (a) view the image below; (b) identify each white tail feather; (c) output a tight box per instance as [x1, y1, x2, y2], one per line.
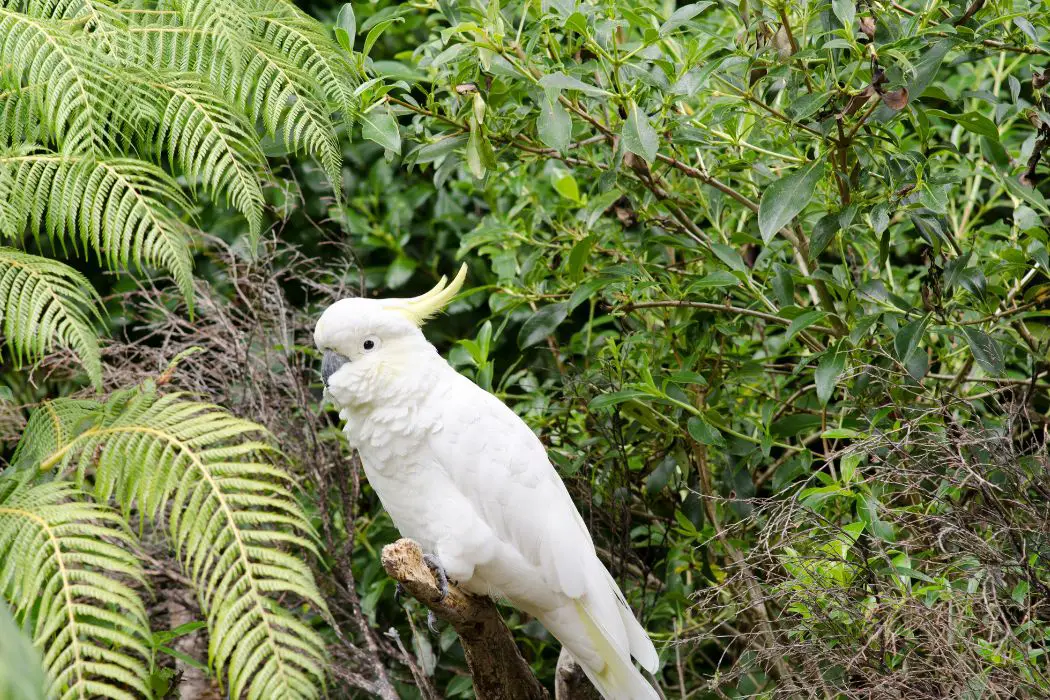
[564, 600, 660, 700]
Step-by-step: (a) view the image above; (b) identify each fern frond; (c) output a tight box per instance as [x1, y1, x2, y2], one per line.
[0, 248, 102, 386]
[239, 40, 341, 184]
[14, 0, 126, 33]
[251, 0, 360, 119]
[0, 602, 47, 700]
[0, 9, 126, 154]
[0, 86, 44, 147]
[176, 0, 251, 65]
[130, 71, 267, 235]
[114, 20, 341, 185]
[0, 474, 151, 700]
[11, 397, 101, 468]
[0, 147, 196, 302]
[32, 387, 329, 699]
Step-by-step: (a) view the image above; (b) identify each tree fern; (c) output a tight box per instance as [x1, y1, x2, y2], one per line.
[115, 20, 343, 184]
[0, 473, 152, 700]
[0, 0, 362, 382]
[0, 89, 43, 148]
[27, 385, 329, 699]
[0, 147, 196, 302]
[0, 248, 102, 386]
[251, 0, 359, 119]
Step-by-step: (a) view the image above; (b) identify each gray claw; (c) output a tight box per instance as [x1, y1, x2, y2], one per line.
[394, 582, 404, 604]
[427, 610, 439, 633]
[422, 553, 449, 602]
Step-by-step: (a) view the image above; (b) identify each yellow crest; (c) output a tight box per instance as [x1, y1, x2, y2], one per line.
[391, 263, 467, 326]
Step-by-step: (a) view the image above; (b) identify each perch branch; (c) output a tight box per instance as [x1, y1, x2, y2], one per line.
[381, 539, 550, 700]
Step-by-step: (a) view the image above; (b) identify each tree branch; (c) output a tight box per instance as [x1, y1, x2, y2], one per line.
[381, 539, 551, 700]
[555, 648, 601, 700]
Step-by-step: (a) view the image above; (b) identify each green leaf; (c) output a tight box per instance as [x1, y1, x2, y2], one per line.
[622, 99, 658, 164]
[710, 243, 747, 273]
[413, 134, 468, 164]
[362, 17, 404, 57]
[832, 0, 855, 30]
[158, 646, 208, 672]
[361, 104, 401, 154]
[385, 256, 417, 288]
[538, 97, 572, 151]
[335, 3, 356, 52]
[551, 171, 580, 202]
[659, 2, 713, 35]
[960, 327, 1004, 374]
[646, 454, 677, 494]
[894, 315, 929, 364]
[772, 263, 795, 306]
[784, 310, 827, 344]
[811, 213, 839, 257]
[687, 416, 725, 447]
[924, 109, 1000, 141]
[466, 123, 496, 178]
[568, 236, 595, 280]
[689, 270, 739, 288]
[815, 348, 846, 405]
[758, 160, 825, 243]
[538, 72, 609, 96]
[589, 389, 651, 410]
[518, 302, 568, 347]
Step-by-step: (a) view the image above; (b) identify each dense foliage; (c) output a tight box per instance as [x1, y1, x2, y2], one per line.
[1, 0, 1048, 697]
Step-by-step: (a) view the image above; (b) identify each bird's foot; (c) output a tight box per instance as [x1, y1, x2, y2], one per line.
[394, 582, 405, 604]
[422, 553, 449, 602]
[427, 610, 440, 634]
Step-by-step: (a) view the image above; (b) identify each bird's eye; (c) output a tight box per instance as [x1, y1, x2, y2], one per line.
[362, 336, 380, 352]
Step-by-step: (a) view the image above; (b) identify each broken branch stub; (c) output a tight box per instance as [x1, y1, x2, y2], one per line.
[380, 538, 550, 700]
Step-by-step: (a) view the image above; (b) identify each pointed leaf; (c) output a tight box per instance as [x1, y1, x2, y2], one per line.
[622, 99, 658, 164]
[758, 160, 825, 243]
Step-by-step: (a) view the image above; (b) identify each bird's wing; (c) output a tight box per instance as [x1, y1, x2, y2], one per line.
[426, 370, 660, 683]
[426, 370, 597, 599]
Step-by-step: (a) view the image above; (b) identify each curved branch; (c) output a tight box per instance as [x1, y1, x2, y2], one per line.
[381, 539, 550, 700]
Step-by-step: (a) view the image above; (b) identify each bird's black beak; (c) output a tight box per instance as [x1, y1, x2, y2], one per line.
[321, 351, 350, 386]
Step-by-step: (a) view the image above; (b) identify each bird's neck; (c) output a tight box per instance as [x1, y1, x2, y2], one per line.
[335, 347, 448, 454]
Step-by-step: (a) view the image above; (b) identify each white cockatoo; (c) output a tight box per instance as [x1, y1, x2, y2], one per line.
[315, 265, 659, 700]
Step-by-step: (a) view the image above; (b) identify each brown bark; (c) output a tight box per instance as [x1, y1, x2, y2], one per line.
[555, 648, 601, 700]
[381, 539, 550, 700]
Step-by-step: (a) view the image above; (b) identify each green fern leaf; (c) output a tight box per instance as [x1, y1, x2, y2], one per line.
[131, 71, 267, 236]
[0, 474, 152, 700]
[0, 248, 102, 386]
[116, 20, 341, 185]
[0, 9, 125, 155]
[251, 0, 360, 119]
[32, 388, 329, 699]
[0, 147, 196, 303]
[0, 87, 44, 148]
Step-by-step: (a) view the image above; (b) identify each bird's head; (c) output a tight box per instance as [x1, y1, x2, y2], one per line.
[314, 264, 467, 397]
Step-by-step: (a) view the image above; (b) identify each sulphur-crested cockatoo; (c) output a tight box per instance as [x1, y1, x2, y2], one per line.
[315, 265, 659, 700]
